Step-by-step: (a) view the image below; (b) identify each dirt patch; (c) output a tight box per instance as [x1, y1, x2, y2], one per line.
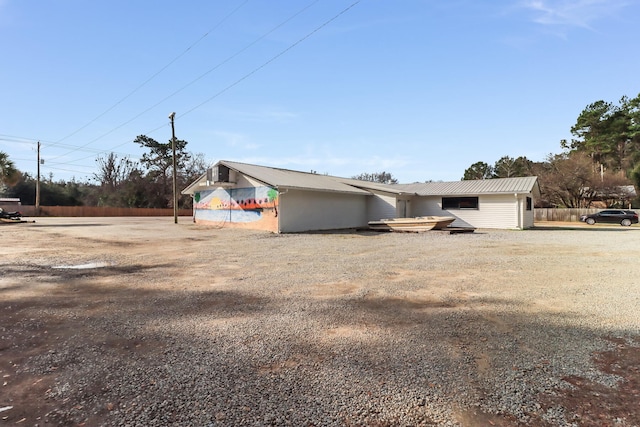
[540, 338, 640, 426]
[1, 217, 639, 426]
[457, 338, 640, 426]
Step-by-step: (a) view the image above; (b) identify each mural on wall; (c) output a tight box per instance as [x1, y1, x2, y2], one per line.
[194, 186, 278, 223]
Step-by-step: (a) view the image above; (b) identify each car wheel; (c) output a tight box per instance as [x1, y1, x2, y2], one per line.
[586, 218, 596, 225]
[621, 219, 632, 226]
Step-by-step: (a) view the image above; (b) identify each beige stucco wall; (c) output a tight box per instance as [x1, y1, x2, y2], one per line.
[365, 191, 398, 222]
[278, 189, 368, 233]
[411, 193, 535, 229]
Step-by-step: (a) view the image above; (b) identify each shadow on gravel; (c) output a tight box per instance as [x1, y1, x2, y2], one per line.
[2, 262, 638, 426]
[1, 262, 268, 316]
[320, 294, 640, 426]
[30, 223, 112, 227]
[1, 263, 154, 278]
[531, 225, 640, 232]
[0, 269, 271, 425]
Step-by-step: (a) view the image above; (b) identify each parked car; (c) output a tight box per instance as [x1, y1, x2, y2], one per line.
[580, 209, 639, 226]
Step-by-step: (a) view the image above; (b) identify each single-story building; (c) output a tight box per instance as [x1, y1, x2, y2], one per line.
[584, 184, 637, 209]
[392, 178, 540, 229]
[182, 160, 540, 232]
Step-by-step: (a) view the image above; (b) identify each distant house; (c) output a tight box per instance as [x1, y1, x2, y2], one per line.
[585, 185, 637, 209]
[182, 161, 540, 232]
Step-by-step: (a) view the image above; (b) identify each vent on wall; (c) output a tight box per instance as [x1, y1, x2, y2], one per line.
[206, 165, 231, 183]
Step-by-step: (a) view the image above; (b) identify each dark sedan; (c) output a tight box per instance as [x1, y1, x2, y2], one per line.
[580, 209, 639, 226]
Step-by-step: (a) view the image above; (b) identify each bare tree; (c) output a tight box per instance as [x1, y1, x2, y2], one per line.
[94, 153, 138, 191]
[537, 152, 598, 208]
[352, 171, 398, 184]
[181, 152, 208, 186]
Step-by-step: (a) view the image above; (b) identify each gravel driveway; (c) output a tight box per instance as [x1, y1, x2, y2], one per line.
[1, 217, 639, 426]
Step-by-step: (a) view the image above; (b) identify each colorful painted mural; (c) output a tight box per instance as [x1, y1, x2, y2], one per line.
[193, 186, 278, 227]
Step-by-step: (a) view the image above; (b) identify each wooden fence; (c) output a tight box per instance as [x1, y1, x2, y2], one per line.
[17, 205, 193, 217]
[534, 208, 601, 222]
[8, 205, 618, 222]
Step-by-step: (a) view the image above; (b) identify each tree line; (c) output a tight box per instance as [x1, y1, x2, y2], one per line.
[461, 93, 640, 208]
[0, 135, 207, 209]
[3, 93, 639, 209]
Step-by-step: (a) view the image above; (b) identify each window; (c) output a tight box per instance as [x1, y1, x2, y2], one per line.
[526, 197, 532, 211]
[442, 197, 478, 210]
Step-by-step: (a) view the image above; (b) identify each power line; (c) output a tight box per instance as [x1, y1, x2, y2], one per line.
[45, 163, 93, 171]
[46, 159, 105, 168]
[34, 0, 362, 175]
[1, 134, 138, 177]
[181, 0, 362, 119]
[107, 0, 360, 144]
[0, 135, 132, 158]
[43, 135, 149, 169]
[54, 0, 324, 162]
[5, 156, 33, 163]
[50, 0, 251, 148]
[42, 165, 98, 176]
[0, 135, 41, 147]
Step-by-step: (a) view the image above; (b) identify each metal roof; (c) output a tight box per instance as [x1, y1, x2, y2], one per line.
[213, 161, 371, 195]
[393, 176, 540, 196]
[332, 177, 406, 195]
[182, 161, 539, 197]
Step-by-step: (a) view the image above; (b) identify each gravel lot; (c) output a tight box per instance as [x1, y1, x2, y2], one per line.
[1, 217, 639, 426]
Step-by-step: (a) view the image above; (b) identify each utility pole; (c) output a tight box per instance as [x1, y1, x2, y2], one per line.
[169, 112, 178, 224]
[36, 141, 41, 213]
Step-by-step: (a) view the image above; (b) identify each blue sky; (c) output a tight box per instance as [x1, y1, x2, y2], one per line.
[1, 0, 639, 184]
